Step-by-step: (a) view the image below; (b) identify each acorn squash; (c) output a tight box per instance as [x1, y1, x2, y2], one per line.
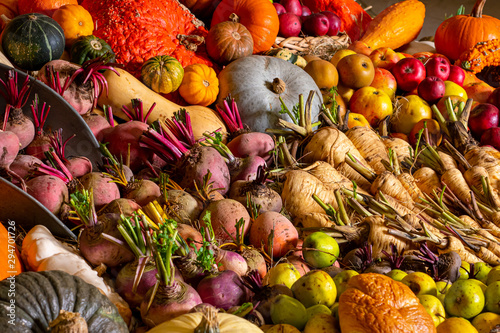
[141, 55, 184, 94]
[70, 35, 115, 65]
[1, 13, 65, 71]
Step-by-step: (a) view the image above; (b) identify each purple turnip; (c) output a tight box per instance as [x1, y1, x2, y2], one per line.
[196, 270, 250, 310]
[217, 97, 275, 162]
[0, 70, 35, 149]
[215, 248, 248, 277]
[70, 189, 134, 267]
[140, 110, 230, 194]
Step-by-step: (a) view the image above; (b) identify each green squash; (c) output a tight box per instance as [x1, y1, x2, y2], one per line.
[0, 270, 128, 332]
[264, 48, 307, 68]
[141, 55, 184, 94]
[70, 35, 116, 65]
[1, 13, 65, 71]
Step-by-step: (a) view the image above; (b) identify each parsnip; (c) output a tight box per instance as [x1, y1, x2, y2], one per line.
[413, 167, 442, 198]
[464, 166, 500, 208]
[304, 161, 369, 195]
[437, 236, 482, 263]
[438, 151, 458, 171]
[382, 137, 411, 164]
[441, 168, 472, 205]
[21, 225, 132, 324]
[371, 171, 414, 209]
[465, 146, 500, 192]
[346, 126, 390, 174]
[397, 172, 425, 203]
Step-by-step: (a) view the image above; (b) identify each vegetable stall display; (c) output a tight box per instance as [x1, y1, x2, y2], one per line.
[1, 0, 500, 332]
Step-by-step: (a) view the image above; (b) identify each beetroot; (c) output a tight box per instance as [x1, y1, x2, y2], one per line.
[200, 199, 251, 244]
[98, 198, 141, 216]
[48, 129, 93, 178]
[116, 261, 158, 308]
[82, 111, 111, 141]
[26, 175, 69, 215]
[25, 95, 51, 160]
[159, 189, 203, 224]
[79, 172, 120, 210]
[0, 70, 35, 149]
[10, 155, 42, 179]
[196, 270, 249, 310]
[124, 179, 161, 206]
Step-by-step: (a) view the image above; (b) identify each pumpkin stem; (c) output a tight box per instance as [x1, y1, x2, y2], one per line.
[48, 310, 88, 333]
[229, 13, 240, 23]
[470, 0, 486, 18]
[272, 78, 286, 94]
[195, 306, 220, 333]
[0, 14, 11, 25]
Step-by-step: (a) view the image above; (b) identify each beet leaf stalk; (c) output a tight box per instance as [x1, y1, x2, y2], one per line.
[0, 69, 32, 111]
[35, 148, 74, 185]
[216, 95, 244, 135]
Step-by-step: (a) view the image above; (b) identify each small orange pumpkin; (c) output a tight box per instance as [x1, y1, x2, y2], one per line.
[18, 0, 78, 16]
[0, 222, 23, 280]
[0, 0, 18, 31]
[435, 0, 500, 61]
[179, 63, 219, 106]
[52, 4, 94, 47]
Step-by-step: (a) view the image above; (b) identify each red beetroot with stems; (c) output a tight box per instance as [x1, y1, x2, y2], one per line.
[217, 97, 275, 162]
[0, 70, 35, 149]
[102, 99, 155, 172]
[10, 155, 42, 180]
[69, 189, 135, 267]
[49, 129, 92, 178]
[82, 107, 112, 142]
[79, 172, 121, 210]
[140, 110, 230, 195]
[0, 130, 26, 189]
[25, 95, 52, 160]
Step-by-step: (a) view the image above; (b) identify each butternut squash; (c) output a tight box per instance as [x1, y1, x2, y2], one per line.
[358, 0, 426, 51]
[98, 68, 227, 139]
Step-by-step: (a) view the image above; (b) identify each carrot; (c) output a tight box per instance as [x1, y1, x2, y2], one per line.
[371, 171, 414, 209]
[441, 168, 472, 205]
[438, 151, 458, 172]
[465, 146, 500, 192]
[382, 137, 411, 164]
[413, 167, 442, 198]
[346, 126, 389, 174]
[281, 170, 338, 218]
[436, 236, 482, 263]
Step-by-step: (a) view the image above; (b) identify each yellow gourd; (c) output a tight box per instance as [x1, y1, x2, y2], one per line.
[358, 0, 425, 50]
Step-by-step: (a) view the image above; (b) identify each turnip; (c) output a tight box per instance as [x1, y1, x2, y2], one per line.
[215, 248, 248, 277]
[102, 98, 156, 172]
[0, 70, 35, 149]
[228, 166, 282, 213]
[140, 110, 230, 194]
[201, 131, 267, 182]
[140, 222, 202, 327]
[241, 247, 267, 278]
[25, 95, 52, 160]
[79, 172, 121, 210]
[196, 269, 250, 310]
[216, 96, 275, 161]
[70, 189, 134, 267]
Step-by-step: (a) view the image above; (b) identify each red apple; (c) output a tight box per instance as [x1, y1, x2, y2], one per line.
[302, 13, 329, 37]
[425, 57, 450, 81]
[280, 0, 302, 16]
[448, 65, 466, 86]
[273, 3, 286, 15]
[369, 47, 400, 70]
[468, 103, 500, 140]
[418, 76, 445, 104]
[320, 11, 341, 36]
[392, 57, 426, 92]
[370, 68, 397, 100]
[481, 127, 500, 150]
[278, 13, 301, 38]
[301, 5, 311, 17]
[487, 87, 500, 109]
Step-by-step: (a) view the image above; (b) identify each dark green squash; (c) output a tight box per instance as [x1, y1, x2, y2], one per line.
[1, 13, 65, 71]
[0, 270, 128, 332]
[70, 35, 116, 65]
[141, 55, 184, 94]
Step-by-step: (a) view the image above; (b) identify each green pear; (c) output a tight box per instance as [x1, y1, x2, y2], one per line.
[444, 279, 485, 319]
[386, 269, 408, 282]
[459, 261, 470, 280]
[485, 281, 500, 314]
[418, 294, 446, 327]
[333, 270, 358, 300]
[401, 272, 437, 296]
[270, 294, 308, 330]
[291, 270, 336, 308]
[302, 232, 339, 268]
[473, 262, 492, 284]
[472, 312, 500, 333]
[486, 268, 500, 286]
[436, 280, 452, 305]
[306, 304, 331, 321]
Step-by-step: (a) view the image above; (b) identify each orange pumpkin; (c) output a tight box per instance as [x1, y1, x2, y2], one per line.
[180, 0, 219, 19]
[18, 0, 78, 16]
[435, 0, 500, 61]
[338, 273, 436, 333]
[0, 222, 23, 280]
[211, 0, 279, 54]
[52, 4, 94, 47]
[179, 63, 219, 106]
[0, 0, 18, 30]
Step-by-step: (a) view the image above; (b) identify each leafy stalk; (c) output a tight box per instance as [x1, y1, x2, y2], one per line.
[69, 189, 98, 227]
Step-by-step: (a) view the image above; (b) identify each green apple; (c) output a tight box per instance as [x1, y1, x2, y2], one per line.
[473, 262, 492, 284]
[306, 304, 331, 321]
[302, 232, 340, 269]
[333, 270, 359, 300]
[487, 268, 500, 286]
[418, 294, 446, 327]
[291, 270, 337, 308]
[485, 281, 500, 314]
[386, 269, 408, 282]
[270, 294, 308, 330]
[459, 261, 470, 280]
[444, 279, 485, 319]
[401, 272, 437, 296]
[436, 280, 452, 305]
[472, 312, 500, 333]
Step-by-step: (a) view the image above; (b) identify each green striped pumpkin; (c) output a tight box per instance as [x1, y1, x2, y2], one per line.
[141, 55, 184, 94]
[1, 13, 65, 71]
[264, 48, 307, 69]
